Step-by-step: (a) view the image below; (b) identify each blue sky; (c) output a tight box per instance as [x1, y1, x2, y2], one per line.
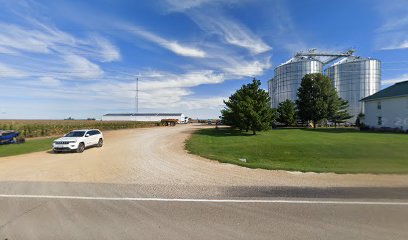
[0, 0, 407, 119]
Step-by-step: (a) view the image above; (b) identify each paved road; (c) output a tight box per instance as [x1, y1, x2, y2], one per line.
[0, 125, 407, 239]
[1, 196, 407, 240]
[1, 182, 407, 240]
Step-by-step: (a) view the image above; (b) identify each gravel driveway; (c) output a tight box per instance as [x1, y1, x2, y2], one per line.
[0, 124, 407, 187]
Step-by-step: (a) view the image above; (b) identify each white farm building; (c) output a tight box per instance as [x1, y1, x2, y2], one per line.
[102, 113, 187, 123]
[361, 81, 408, 131]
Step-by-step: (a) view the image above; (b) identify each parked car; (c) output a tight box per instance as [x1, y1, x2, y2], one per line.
[53, 129, 103, 153]
[0, 130, 25, 145]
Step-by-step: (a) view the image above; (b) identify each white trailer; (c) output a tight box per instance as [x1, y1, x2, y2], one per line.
[102, 113, 187, 123]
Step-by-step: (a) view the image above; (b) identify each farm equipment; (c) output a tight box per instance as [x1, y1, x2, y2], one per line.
[161, 119, 178, 126]
[0, 130, 25, 145]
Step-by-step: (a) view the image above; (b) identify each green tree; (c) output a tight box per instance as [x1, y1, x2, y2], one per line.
[222, 78, 277, 135]
[277, 99, 297, 126]
[221, 89, 248, 131]
[296, 73, 338, 128]
[328, 97, 352, 128]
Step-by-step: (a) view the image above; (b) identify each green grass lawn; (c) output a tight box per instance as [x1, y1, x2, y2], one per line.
[0, 138, 55, 158]
[186, 128, 408, 174]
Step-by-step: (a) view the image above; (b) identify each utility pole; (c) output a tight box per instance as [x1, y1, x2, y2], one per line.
[135, 77, 139, 113]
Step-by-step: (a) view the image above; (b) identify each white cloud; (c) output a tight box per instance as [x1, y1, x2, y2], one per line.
[139, 70, 224, 89]
[184, 10, 271, 54]
[39, 76, 60, 86]
[375, 2, 408, 50]
[197, 15, 271, 54]
[380, 39, 408, 50]
[0, 22, 52, 54]
[164, 0, 245, 12]
[63, 55, 104, 79]
[164, 0, 274, 54]
[165, 0, 214, 11]
[0, 63, 26, 78]
[89, 35, 121, 62]
[378, 16, 408, 32]
[119, 23, 206, 58]
[0, 1, 272, 119]
[0, 20, 121, 62]
[222, 57, 272, 77]
[382, 74, 408, 85]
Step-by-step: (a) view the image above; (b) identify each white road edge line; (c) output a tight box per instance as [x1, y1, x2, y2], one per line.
[0, 194, 407, 205]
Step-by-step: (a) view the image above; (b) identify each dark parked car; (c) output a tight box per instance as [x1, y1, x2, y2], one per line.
[0, 130, 25, 145]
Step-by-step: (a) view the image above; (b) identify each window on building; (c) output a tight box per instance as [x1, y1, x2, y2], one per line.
[378, 116, 382, 126]
[377, 101, 381, 110]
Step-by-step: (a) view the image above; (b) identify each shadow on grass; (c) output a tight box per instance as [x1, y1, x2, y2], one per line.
[195, 126, 407, 137]
[300, 128, 407, 135]
[300, 128, 361, 134]
[193, 128, 255, 137]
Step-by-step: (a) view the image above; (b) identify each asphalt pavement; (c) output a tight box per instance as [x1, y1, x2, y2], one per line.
[0, 182, 408, 240]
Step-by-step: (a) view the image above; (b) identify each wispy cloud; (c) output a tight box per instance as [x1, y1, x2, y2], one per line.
[139, 70, 224, 89]
[0, 20, 121, 62]
[0, 0, 271, 119]
[165, 0, 214, 11]
[382, 74, 408, 85]
[222, 57, 272, 77]
[63, 55, 104, 79]
[90, 35, 122, 62]
[375, 1, 408, 50]
[164, 0, 242, 12]
[0, 62, 26, 78]
[164, 0, 271, 54]
[118, 23, 206, 58]
[191, 12, 271, 54]
[38, 76, 61, 86]
[0, 16, 124, 85]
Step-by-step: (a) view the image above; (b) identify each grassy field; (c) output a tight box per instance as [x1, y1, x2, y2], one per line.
[0, 120, 158, 138]
[0, 138, 55, 158]
[186, 127, 408, 174]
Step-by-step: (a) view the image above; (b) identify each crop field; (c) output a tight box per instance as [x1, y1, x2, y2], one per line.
[0, 120, 159, 138]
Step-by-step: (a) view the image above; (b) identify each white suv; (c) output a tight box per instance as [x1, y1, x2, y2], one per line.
[53, 129, 103, 153]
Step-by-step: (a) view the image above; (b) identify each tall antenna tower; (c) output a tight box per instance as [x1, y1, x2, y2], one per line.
[135, 77, 139, 113]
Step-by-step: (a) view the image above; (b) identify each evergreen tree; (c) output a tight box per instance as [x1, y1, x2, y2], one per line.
[328, 97, 352, 128]
[296, 73, 338, 128]
[221, 79, 277, 135]
[277, 99, 297, 126]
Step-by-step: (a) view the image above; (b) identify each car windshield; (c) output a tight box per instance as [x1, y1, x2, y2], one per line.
[65, 131, 85, 137]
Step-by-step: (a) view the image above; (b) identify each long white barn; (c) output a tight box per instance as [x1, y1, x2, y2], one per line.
[102, 113, 186, 123]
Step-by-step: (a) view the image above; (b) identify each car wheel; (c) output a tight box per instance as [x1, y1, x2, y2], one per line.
[77, 143, 85, 153]
[53, 149, 59, 153]
[97, 138, 103, 147]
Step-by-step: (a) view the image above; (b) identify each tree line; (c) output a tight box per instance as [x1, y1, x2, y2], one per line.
[221, 73, 351, 134]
